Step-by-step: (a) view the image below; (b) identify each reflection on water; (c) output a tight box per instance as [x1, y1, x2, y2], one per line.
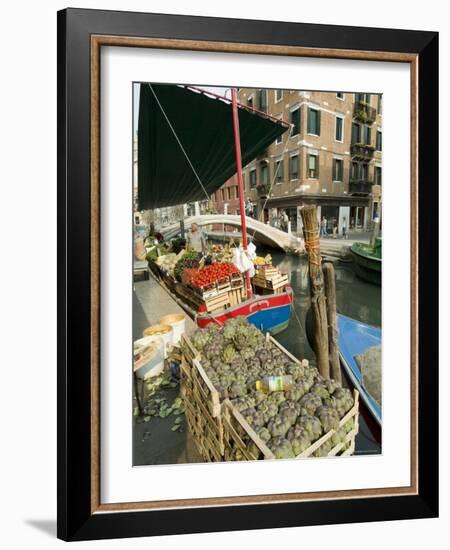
[269, 251, 381, 361]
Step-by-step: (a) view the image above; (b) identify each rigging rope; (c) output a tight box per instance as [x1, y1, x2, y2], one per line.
[148, 84, 212, 204]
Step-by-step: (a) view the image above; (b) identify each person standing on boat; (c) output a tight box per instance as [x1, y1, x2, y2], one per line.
[342, 217, 348, 239]
[186, 223, 207, 255]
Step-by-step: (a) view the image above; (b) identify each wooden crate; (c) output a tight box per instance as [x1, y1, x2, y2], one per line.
[253, 273, 288, 291]
[221, 390, 359, 461]
[179, 335, 224, 462]
[181, 333, 358, 462]
[203, 292, 230, 313]
[228, 288, 243, 306]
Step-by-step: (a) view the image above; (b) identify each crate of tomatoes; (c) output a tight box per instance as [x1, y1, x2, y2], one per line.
[191, 262, 240, 298]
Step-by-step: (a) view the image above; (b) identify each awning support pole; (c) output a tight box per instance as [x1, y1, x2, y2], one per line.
[231, 88, 252, 299]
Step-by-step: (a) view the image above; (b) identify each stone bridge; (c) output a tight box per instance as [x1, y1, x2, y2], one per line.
[160, 215, 304, 251]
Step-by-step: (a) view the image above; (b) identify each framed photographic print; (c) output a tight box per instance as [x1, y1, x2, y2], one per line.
[57, 8, 439, 541]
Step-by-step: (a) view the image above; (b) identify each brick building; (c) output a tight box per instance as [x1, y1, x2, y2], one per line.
[212, 88, 382, 235]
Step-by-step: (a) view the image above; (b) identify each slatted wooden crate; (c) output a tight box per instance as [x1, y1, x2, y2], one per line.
[180, 333, 359, 462]
[204, 292, 230, 313]
[221, 390, 359, 461]
[228, 288, 243, 306]
[179, 335, 224, 461]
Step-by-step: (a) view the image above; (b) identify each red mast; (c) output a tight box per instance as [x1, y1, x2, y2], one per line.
[231, 88, 252, 299]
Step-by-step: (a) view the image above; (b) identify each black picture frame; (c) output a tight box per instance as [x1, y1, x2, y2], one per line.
[57, 7, 438, 541]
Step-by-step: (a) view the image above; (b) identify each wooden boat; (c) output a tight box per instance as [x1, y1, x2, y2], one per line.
[350, 237, 382, 285]
[139, 84, 294, 335]
[305, 310, 382, 444]
[337, 314, 382, 444]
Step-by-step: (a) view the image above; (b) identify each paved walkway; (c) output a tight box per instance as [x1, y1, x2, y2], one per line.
[133, 276, 197, 339]
[133, 276, 202, 466]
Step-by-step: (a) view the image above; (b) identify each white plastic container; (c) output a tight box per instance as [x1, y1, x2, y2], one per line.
[143, 324, 173, 358]
[158, 314, 186, 345]
[133, 339, 164, 379]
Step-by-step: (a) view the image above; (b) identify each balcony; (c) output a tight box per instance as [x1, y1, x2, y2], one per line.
[351, 143, 375, 160]
[349, 179, 373, 195]
[353, 101, 377, 123]
[256, 182, 271, 196]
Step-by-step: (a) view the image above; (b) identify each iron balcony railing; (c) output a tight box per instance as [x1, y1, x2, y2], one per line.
[353, 101, 377, 123]
[349, 179, 373, 195]
[351, 143, 375, 160]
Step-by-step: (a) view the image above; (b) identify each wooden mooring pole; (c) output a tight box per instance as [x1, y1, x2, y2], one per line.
[323, 262, 342, 384]
[300, 205, 330, 379]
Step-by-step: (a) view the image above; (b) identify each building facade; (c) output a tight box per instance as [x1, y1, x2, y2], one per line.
[212, 88, 382, 235]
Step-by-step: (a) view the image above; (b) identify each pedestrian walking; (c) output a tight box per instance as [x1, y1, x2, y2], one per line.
[280, 210, 289, 232]
[342, 217, 348, 239]
[333, 221, 338, 239]
[320, 216, 328, 237]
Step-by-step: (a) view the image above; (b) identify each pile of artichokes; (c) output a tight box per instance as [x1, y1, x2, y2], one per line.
[190, 317, 355, 460]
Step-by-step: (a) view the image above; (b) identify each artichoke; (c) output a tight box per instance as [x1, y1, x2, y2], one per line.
[257, 401, 278, 423]
[311, 383, 331, 400]
[229, 382, 247, 399]
[268, 416, 292, 437]
[330, 427, 347, 447]
[296, 414, 323, 441]
[316, 405, 340, 432]
[256, 427, 271, 443]
[267, 437, 295, 459]
[221, 344, 237, 364]
[288, 426, 311, 455]
[285, 384, 305, 402]
[191, 329, 210, 352]
[299, 393, 322, 415]
[313, 439, 333, 457]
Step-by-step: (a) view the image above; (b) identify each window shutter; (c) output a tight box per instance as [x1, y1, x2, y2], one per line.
[317, 111, 321, 136]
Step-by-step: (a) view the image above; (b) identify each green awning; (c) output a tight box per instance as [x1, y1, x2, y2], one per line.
[137, 84, 288, 209]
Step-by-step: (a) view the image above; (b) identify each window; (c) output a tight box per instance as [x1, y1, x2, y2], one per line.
[307, 108, 321, 135]
[249, 169, 257, 188]
[352, 122, 361, 143]
[290, 107, 301, 136]
[351, 162, 359, 179]
[335, 116, 344, 142]
[308, 154, 319, 178]
[362, 163, 369, 180]
[275, 158, 284, 183]
[376, 130, 382, 151]
[247, 95, 253, 108]
[260, 162, 269, 186]
[221, 189, 225, 200]
[275, 115, 283, 144]
[378, 95, 382, 115]
[333, 159, 343, 182]
[257, 89, 267, 111]
[375, 166, 382, 185]
[242, 172, 246, 191]
[227, 187, 232, 200]
[355, 93, 371, 104]
[289, 155, 299, 180]
[364, 126, 372, 146]
[336, 92, 344, 99]
[275, 89, 283, 102]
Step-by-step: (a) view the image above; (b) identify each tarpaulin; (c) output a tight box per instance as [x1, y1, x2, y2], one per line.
[137, 84, 288, 209]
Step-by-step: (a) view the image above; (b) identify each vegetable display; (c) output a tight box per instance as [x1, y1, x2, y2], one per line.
[174, 250, 200, 282]
[190, 317, 355, 460]
[191, 262, 240, 289]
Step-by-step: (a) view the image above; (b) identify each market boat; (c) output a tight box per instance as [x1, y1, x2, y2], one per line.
[305, 311, 382, 443]
[350, 237, 382, 286]
[138, 84, 294, 333]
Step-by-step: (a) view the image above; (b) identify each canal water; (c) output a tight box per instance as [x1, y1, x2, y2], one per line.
[268, 250, 382, 362]
[268, 250, 382, 455]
